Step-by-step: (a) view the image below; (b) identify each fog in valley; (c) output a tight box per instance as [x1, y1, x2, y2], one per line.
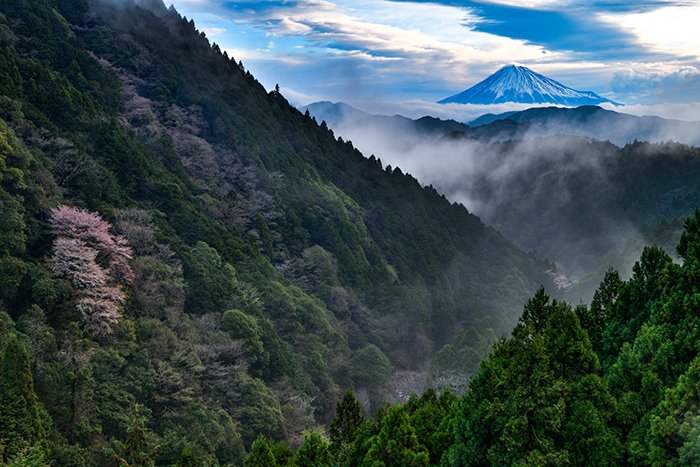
[316, 105, 700, 303]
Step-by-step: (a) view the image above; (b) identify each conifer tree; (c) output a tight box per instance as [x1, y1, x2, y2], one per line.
[0, 333, 45, 461]
[330, 390, 364, 448]
[363, 405, 428, 466]
[292, 432, 332, 467]
[244, 435, 277, 467]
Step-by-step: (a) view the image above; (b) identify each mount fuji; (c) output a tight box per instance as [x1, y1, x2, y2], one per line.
[439, 65, 621, 106]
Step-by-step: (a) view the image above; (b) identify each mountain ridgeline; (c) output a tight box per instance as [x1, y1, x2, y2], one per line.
[0, 0, 555, 463]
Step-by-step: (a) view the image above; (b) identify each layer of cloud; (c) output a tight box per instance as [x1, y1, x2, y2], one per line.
[610, 66, 700, 103]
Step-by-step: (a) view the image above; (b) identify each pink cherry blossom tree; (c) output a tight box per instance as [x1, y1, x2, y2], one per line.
[49, 204, 134, 283]
[49, 205, 133, 336]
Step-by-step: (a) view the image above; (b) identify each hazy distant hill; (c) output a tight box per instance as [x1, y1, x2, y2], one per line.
[305, 101, 700, 148]
[302, 101, 472, 136]
[470, 105, 700, 146]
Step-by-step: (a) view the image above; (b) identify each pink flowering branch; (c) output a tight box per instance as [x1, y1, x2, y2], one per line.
[50, 205, 134, 283]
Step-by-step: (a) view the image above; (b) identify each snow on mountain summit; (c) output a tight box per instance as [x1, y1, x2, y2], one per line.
[439, 65, 621, 106]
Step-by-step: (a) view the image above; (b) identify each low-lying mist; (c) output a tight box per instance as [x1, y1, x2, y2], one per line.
[326, 112, 700, 303]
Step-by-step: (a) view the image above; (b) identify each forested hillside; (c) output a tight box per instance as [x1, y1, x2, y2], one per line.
[0, 0, 553, 464]
[294, 212, 700, 466]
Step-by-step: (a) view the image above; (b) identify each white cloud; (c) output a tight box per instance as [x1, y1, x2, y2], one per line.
[601, 101, 700, 122]
[477, 0, 569, 7]
[212, 0, 564, 85]
[202, 27, 226, 37]
[281, 86, 322, 107]
[598, 5, 700, 59]
[609, 64, 700, 103]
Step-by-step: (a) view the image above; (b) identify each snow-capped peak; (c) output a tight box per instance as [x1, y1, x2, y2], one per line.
[439, 65, 621, 106]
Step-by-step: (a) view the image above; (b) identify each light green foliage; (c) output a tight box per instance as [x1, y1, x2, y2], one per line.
[222, 308, 265, 367]
[244, 435, 277, 467]
[363, 405, 429, 467]
[292, 432, 333, 467]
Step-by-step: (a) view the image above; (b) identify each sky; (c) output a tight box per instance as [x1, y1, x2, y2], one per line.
[168, 0, 700, 116]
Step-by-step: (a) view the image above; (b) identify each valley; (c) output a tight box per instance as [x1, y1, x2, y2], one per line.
[0, 0, 699, 465]
[306, 101, 700, 303]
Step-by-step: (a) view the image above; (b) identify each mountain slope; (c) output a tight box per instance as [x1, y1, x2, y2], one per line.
[439, 65, 619, 106]
[0, 0, 553, 463]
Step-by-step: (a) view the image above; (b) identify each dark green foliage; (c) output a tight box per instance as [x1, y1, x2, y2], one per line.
[445, 290, 621, 466]
[351, 344, 392, 393]
[255, 213, 274, 257]
[155, 405, 245, 466]
[108, 419, 158, 467]
[175, 446, 198, 467]
[0, 9, 550, 459]
[578, 268, 622, 354]
[405, 389, 456, 465]
[183, 241, 237, 314]
[234, 373, 285, 446]
[330, 390, 365, 449]
[271, 440, 294, 466]
[643, 357, 700, 464]
[0, 325, 46, 462]
[222, 309, 265, 367]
